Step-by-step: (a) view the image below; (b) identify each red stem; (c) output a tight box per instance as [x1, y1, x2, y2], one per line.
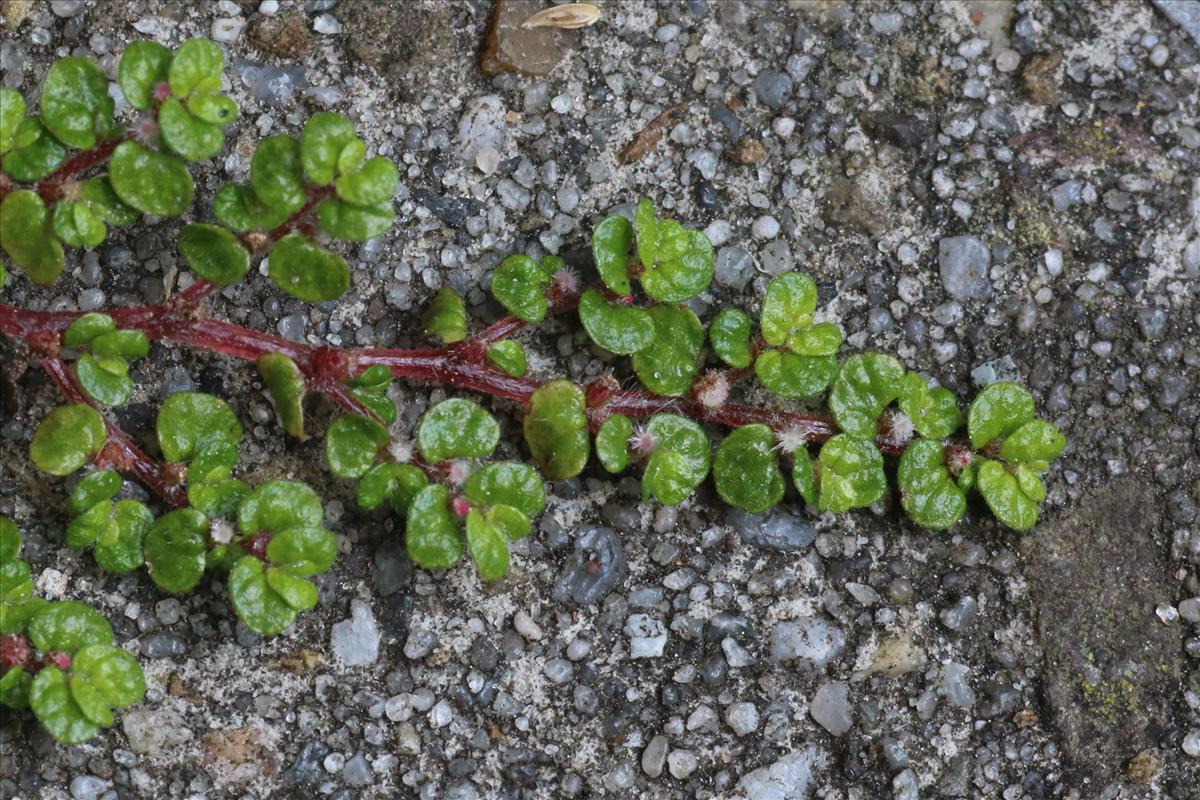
[39, 355, 187, 508]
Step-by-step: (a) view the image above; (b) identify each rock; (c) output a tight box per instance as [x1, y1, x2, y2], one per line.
[769, 617, 845, 668]
[714, 245, 755, 291]
[892, 768, 919, 800]
[725, 702, 759, 736]
[859, 112, 928, 148]
[282, 741, 330, 787]
[1126, 749, 1161, 784]
[667, 750, 698, 779]
[248, 10, 312, 58]
[1022, 50, 1062, 105]
[330, 600, 380, 667]
[457, 95, 508, 166]
[753, 70, 793, 109]
[1151, 0, 1200, 47]
[810, 681, 852, 735]
[937, 236, 992, 301]
[202, 724, 279, 784]
[1020, 479, 1180, 785]
[939, 662, 976, 708]
[481, 0, 578, 76]
[338, 0, 463, 84]
[727, 138, 767, 165]
[852, 633, 926, 680]
[1, 0, 33, 29]
[737, 746, 827, 799]
[121, 707, 193, 756]
[69, 776, 109, 800]
[642, 735, 668, 778]
[552, 526, 627, 606]
[624, 614, 667, 658]
[729, 508, 817, 551]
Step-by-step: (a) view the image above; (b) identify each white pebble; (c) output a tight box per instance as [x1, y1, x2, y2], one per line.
[313, 13, 342, 34]
[513, 611, 543, 641]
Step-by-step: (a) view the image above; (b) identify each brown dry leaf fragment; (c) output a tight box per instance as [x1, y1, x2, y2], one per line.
[521, 3, 601, 30]
[617, 102, 689, 165]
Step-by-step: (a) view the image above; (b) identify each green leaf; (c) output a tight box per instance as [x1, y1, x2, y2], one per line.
[999, 419, 1066, 463]
[265, 526, 336, 576]
[977, 459, 1039, 530]
[52, 201, 106, 248]
[713, 424, 785, 513]
[179, 223, 252, 285]
[642, 415, 710, 505]
[405, 485, 463, 569]
[212, 184, 289, 233]
[64, 312, 115, 347]
[491, 255, 552, 322]
[631, 304, 703, 396]
[578, 289, 654, 355]
[896, 438, 966, 529]
[108, 141, 194, 216]
[75, 354, 133, 406]
[486, 340, 527, 377]
[463, 462, 545, 517]
[828, 353, 905, 439]
[335, 156, 398, 206]
[792, 452, 817, 505]
[143, 508, 208, 592]
[70, 644, 144, 717]
[69, 470, 122, 514]
[760, 273, 818, 347]
[1015, 463, 1046, 502]
[237, 480, 323, 535]
[158, 96, 223, 162]
[640, 222, 713, 303]
[788, 322, 842, 356]
[228, 557, 298, 636]
[30, 404, 106, 476]
[1, 119, 66, 181]
[1, 666, 32, 709]
[300, 112, 359, 185]
[0, 88, 26, 153]
[157, 392, 242, 467]
[465, 508, 509, 580]
[187, 478, 248, 519]
[420, 287, 468, 343]
[417, 398, 499, 463]
[347, 366, 395, 425]
[90, 330, 149, 360]
[633, 198, 658, 273]
[0, 517, 20, 563]
[710, 308, 753, 368]
[40, 56, 113, 149]
[316, 198, 394, 241]
[523, 381, 589, 480]
[168, 38, 224, 98]
[77, 176, 137, 226]
[817, 434, 886, 513]
[968, 382, 1035, 449]
[117, 41, 171, 109]
[0, 190, 65, 285]
[485, 504, 531, 540]
[592, 215, 633, 296]
[595, 414, 632, 473]
[268, 233, 350, 302]
[326, 415, 388, 478]
[251, 135, 306, 215]
[356, 463, 426, 513]
[67, 502, 112, 549]
[185, 92, 236, 125]
[265, 567, 318, 611]
[30, 668, 99, 744]
[337, 139, 365, 174]
[257, 353, 306, 438]
[755, 350, 838, 399]
[93, 500, 152, 573]
[898, 373, 963, 440]
[28, 601, 112, 653]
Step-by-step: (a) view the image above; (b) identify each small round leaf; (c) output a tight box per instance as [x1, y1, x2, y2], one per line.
[465, 508, 509, 580]
[69, 470, 121, 514]
[420, 287, 468, 343]
[642, 415, 710, 506]
[237, 480, 323, 535]
[977, 459, 1039, 530]
[157, 392, 242, 465]
[158, 96, 223, 162]
[267, 233, 350, 302]
[631, 304, 704, 396]
[143, 508, 208, 593]
[30, 668, 99, 744]
[251, 135, 306, 215]
[108, 141, 194, 217]
[0, 189, 65, 284]
[760, 273, 817, 347]
[356, 463, 426, 513]
[523, 381, 589, 480]
[897, 438, 966, 529]
[405, 485, 463, 569]
[228, 556, 298, 636]
[486, 340, 527, 377]
[40, 56, 113, 150]
[334, 156, 398, 206]
[316, 198, 394, 242]
[257, 353, 306, 438]
[817, 434, 886, 513]
[755, 350, 838, 399]
[968, 382, 1035, 449]
[168, 38, 224, 98]
[640, 222, 713, 303]
[75, 354, 133, 406]
[117, 41, 171, 109]
[898, 373, 963, 440]
[713, 424, 785, 513]
[592, 215, 633, 296]
[998, 419, 1066, 463]
[300, 112, 358, 185]
[265, 526, 336, 576]
[596, 414, 633, 473]
[28, 601, 112, 653]
[463, 462, 545, 518]
[491, 255, 551, 323]
[30, 404, 106, 476]
[417, 398, 500, 463]
[578, 289, 654, 355]
[828, 353, 905, 439]
[710, 308, 753, 368]
[326, 415, 389, 479]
